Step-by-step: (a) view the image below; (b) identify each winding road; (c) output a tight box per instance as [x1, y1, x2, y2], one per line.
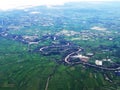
[39, 44, 120, 71]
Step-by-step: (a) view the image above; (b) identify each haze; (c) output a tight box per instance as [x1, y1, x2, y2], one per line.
[0, 0, 117, 10]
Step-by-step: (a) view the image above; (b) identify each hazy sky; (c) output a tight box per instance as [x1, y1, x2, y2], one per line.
[0, 0, 118, 10]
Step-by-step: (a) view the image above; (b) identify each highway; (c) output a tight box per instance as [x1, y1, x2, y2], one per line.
[39, 44, 120, 71]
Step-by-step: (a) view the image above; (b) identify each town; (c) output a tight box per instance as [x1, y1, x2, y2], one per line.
[0, 2, 120, 90]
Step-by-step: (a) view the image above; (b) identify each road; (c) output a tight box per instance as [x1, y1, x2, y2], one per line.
[39, 42, 120, 71]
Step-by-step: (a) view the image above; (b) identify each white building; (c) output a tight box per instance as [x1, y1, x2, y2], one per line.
[95, 60, 103, 66]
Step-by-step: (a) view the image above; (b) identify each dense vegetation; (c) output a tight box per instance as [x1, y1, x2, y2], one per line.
[0, 1, 120, 90]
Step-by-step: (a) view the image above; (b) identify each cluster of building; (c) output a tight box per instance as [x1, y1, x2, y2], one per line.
[56, 28, 118, 42]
